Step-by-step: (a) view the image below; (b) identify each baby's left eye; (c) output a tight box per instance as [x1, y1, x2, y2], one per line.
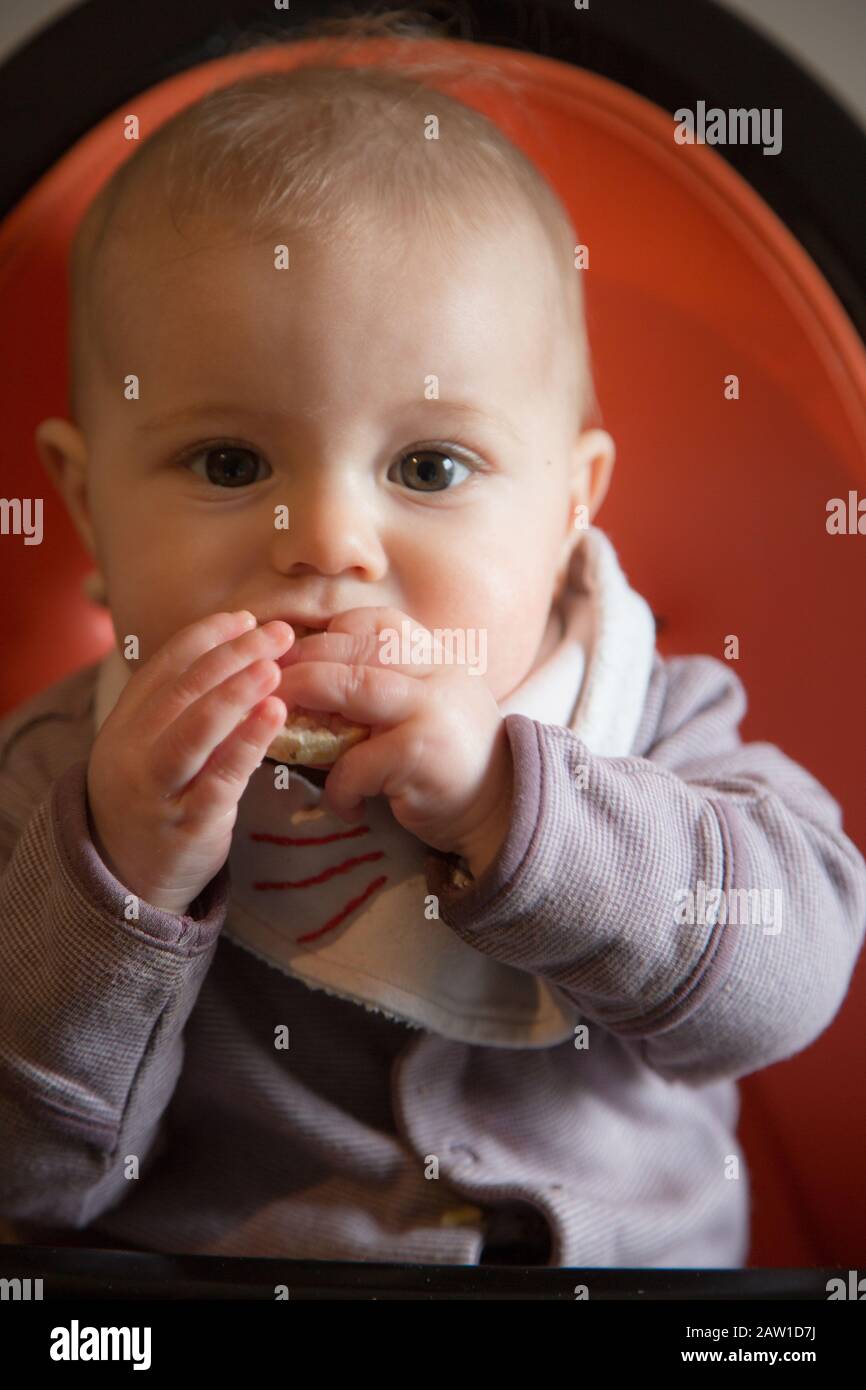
[186, 446, 271, 488]
[390, 447, 474, 493]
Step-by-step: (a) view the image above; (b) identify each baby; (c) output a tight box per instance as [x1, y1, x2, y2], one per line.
[2, 53, 865, 1269]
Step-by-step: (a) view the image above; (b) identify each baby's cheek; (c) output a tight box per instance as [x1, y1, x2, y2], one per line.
[485, 625, 544, 702]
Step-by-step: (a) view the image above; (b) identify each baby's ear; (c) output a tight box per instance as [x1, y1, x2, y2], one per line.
[34, 416, 85, 486]
[573, 429, 616, 521]
[33, 417, 97, 559]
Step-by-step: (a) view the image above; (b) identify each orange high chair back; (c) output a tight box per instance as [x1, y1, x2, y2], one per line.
[1, 27, 864, 1267]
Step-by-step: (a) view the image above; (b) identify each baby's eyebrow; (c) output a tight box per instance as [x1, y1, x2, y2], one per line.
[136, 404, 291, 434]
[135, 399, 526, 447]
[434, 401, 527, 448]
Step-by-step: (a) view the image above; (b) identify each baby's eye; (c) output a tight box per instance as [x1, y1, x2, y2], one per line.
[390, 447, 475, 493]
[185, 445, 271, 488]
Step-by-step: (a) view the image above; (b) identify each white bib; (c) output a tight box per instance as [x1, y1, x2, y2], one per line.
[93, 527, 656, 1048]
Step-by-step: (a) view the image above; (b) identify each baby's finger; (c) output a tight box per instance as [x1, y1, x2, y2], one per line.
[277, 659, 420, 730]
[320, 728, 400, 820]
[325, 606, 429, 642]
[117, 610, 259, 713]
[137, 620, 293, 742]
[280, 627, 439, 680]
[326, 607, 450, 674]
[181, 696, 288, 822]
[151, 658, 283, 795]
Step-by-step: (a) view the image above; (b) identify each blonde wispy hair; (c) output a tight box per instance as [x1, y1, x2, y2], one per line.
[69, 5, 598, 434]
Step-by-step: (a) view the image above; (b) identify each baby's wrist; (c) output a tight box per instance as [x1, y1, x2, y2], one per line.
[454, 742, 514, 881]
[463, 830, 507, 882]
[87, 807, 194, 916]
[454, 803, 512, 883]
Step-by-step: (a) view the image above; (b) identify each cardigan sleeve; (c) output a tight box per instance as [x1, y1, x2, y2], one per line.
[0, 749, 229, 1229]
[425, 653, 866, 1085]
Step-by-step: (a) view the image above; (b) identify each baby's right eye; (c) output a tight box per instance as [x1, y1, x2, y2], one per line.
[184, 444, 271, 488]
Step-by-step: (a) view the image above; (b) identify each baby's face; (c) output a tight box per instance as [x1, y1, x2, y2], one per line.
[64, 211, 604, 701]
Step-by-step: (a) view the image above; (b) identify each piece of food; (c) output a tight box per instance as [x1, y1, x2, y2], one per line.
[265, 707, 370, 767]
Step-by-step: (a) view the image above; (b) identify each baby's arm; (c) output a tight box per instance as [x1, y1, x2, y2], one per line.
[426, 653, 866, 1085]
[0, 612, 293, 1234]
[0, 744, 228, 1232]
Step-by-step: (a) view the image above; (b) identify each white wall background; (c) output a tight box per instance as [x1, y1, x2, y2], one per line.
[720, 0, 865, 128]
[1, 0, 864, 130]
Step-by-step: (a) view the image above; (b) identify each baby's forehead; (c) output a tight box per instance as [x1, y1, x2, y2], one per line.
[80, 165, 582, 430]
[95, 188, 567, 327]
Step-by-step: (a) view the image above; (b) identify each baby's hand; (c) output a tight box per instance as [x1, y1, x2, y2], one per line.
[86, 611, 293, 915]
[276, 608, 514, 879]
